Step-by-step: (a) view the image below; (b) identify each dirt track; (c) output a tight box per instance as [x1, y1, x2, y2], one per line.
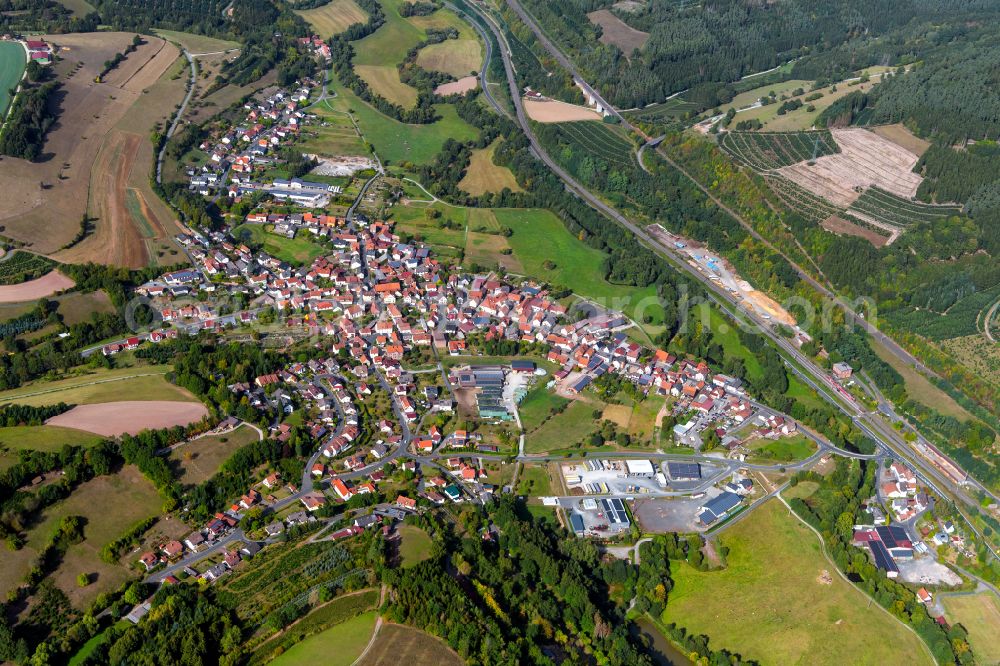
[0, 270, 74, 303]
[46, 400, 208, 436]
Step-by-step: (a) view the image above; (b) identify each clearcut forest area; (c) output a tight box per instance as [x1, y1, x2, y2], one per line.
[1, 0, 998, 665]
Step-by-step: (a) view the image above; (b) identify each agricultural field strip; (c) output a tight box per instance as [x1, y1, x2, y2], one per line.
[0, 372, 168, 403]
[848, 187, 962, 227]
[556, 121, 635, 166]
[720, 130, 839, 171]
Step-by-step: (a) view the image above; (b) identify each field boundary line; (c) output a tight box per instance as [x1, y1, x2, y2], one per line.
[0, 371, 169, 402]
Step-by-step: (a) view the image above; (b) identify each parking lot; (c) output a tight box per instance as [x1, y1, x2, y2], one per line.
[631, 488, 725, 533]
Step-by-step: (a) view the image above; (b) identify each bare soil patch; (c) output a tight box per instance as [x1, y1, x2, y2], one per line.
[47, 400, 209, 436]
[587, 9, 648, 52]
[872, 123, 930, 157]
[434, 75, 477, 96]
[0, 270, 74, 303]
[0, 33, 178, 255]
[777, 128, 922, 206]
[821, 215, 889, 247]
[56, 132, 149, 267]
[601, 403, 631, 427]
[523, 98, 602, 123]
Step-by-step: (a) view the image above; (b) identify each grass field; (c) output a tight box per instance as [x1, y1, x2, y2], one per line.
[496, 208, 662, 330]
[747, 434, 817, 462]
[57, 290, 116, 325]
[298, 106, 368, 156]
[782, 480, 820, 500]
[0, 425, 104, 452]
[355, 64, 419, 108]
[55, 0, 95, 15]
[169, 425, 260, 487]
[525, 399, 599, 453]
[397, 524, 433, 567]
[458, 140, 521, 195]
[0, 41, 26, 119]
[271, 610, 377, 665]
[663, 499, 933, 665]
[231, 224, 328, 266]
[515, 463, 553, 497]
[316, 81, 478, 165]
[0, 365, 196, 407]
[517, 384, 569, 431]
[152, 29, 240, 53]
[357, 623, 463, 666]
[16, 465, 162, 606]
[869, 338, 972, 421]
[416, 38, 481, 78]
[941, 593, 1000, 665]
[295, 0, 369, 39]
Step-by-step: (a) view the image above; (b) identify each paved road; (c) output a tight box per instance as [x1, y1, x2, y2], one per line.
[462, 0, 995, 541]
[444, 1, 507, 119]
[156, 50, 196, 185]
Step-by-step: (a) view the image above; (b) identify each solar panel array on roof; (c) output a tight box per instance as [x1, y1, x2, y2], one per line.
[875, 525, 900, 549]
[599, 498, 630, 527]
[667, 462, 701, 480]
[868, 540, 898, 574]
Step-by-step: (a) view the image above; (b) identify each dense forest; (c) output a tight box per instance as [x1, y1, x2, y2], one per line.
[0, 0, 98, 33]
[510, 0, 1000, 109]
[0, 83, 58, 161]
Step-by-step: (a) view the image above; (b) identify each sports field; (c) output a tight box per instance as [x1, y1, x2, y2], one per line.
[0, 41, 26, 120]
[663, 499, 933, 665]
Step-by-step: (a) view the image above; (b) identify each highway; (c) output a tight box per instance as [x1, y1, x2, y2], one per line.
[462, 0, 995, 533]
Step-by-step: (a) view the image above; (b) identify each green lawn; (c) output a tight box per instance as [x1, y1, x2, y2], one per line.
[663, 499, 933, 666]
[495, 208, 663, 330]
[782, 480, 820, 500]
[0, 41, 26, 119]
[515, 463, 552, 497]
[317, 79, 478, 165]
[231, 224, 328, 266]
[270, 611, 377, 666]
[516, 383, 568, 431]
[747, 434, 817, 463]
[0, 425, 104, 452]
[525, 399, 600, 453]
[397, 524, 433, 567]
[941, 593, 1000, 665]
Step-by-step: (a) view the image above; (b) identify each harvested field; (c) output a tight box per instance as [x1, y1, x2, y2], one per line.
[821, 215, 890, 247]
[46, 400, 209, 436]
[0, 33, 181, 258]
[523, 98, 603, 123]
[871, 123, 930, 157]
[587, 9, 648, 52]
[56, 132, 149, 267]
[458, 140, 521, 195]
[355, 64, 418, 108]
[416, 38, 481, 78]
[152, 29, 240, 54]
[0, 366, 190, 406]
[0, 270, 74, 303]
[777, 128, 923, 206]
[296, 0, 369, 39]
[356, 624, 463, 666]
[434, 75, 477, 96]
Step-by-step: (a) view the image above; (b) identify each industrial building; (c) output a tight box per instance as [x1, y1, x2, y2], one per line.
[667, 461, 701, 481]
[698, 491, 742, 525]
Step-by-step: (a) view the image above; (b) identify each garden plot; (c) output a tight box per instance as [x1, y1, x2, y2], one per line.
[777, 128, 923, 206]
